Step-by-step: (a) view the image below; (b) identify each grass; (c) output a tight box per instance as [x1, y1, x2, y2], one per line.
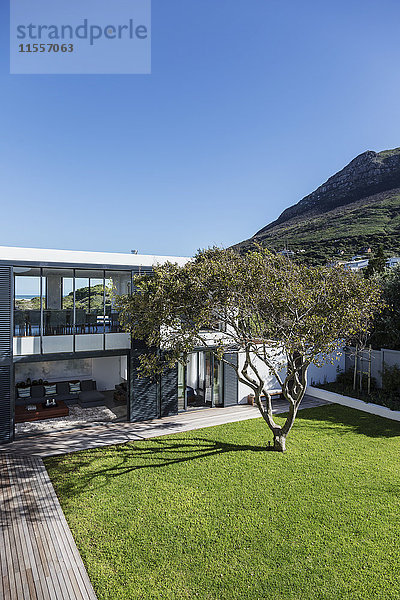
[45, 405, 400, 600]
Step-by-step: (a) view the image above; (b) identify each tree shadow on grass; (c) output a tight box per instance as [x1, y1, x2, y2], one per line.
[46, 436, 269, 498]
[46, 405, 400, 499]
[295, 404, 400, 439]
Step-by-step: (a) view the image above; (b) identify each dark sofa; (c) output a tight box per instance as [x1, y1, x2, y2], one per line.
[15, 379, 105, 408]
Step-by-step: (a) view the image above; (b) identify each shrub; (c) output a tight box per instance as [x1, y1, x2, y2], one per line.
[381, 363, 400, 394]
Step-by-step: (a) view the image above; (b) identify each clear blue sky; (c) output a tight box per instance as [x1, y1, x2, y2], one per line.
[2, 0, 400, 257]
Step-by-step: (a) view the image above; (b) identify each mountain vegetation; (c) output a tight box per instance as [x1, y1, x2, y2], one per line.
[15, 284, 112, 311]
[235, 148, 400, 264]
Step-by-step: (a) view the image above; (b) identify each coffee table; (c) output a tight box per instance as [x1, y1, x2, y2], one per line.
[15, 400, 69, 423]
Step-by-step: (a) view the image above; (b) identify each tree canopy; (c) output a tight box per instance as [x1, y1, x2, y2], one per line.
[364, 245, 386, 278]
[118, 247, 382, 451]
[370, 264, 400, 350]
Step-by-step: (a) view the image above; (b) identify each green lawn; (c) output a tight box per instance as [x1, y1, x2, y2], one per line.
[45, 405, 400, 600]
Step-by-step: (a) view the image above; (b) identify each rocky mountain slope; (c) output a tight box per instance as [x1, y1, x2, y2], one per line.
[235, 148, 400, 264]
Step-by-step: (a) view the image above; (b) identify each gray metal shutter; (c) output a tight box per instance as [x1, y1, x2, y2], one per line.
[160, 365, 178, 418]
[129, 345, 158, 422]
[223, 352, 238, 406]
[0, 267, 13, 443]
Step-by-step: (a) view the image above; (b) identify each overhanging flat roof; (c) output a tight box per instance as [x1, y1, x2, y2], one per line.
[0, 245, 190, 270]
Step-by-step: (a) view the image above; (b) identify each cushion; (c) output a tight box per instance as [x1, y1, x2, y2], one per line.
[44, 384, 57, 396]
[69, 381, 81, 393]
[79, 390, 105, 402]
[17, 387, 31, 399]
[31, 385, 45, 398]
[56, 382, 69, 395]
[55, 393, 77, 402]
[80, 379, 94, 392]
[16, 398, 30, 407]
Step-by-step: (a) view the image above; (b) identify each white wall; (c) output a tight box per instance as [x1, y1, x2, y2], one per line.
[15, 355, 125, 390]
[307, 352, 345, 386]
[92, 356, 123, 391]
[237, 348, 345, 404]
[307, 386, 400, 422]
[187, 353, 199, 389]
[237, 349, 286, 404]
[15, 358, 92, 384]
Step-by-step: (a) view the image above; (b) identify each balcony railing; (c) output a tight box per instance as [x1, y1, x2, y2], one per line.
[14, 309, 123, 337]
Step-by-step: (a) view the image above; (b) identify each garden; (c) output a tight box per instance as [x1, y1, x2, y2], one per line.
[317, 364, 400, 411]
[46, 405, 400, 600]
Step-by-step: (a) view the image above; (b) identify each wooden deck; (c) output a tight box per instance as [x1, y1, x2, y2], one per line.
[0, 452, 98, 600]
[1, 397, 327, 458]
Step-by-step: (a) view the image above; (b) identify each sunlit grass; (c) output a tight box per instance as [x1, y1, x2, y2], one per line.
[46, 405, 400, 600]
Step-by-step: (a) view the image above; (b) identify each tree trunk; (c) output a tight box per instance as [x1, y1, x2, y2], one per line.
[273, 432, 286, 452]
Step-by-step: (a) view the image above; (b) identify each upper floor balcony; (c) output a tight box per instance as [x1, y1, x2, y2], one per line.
[13, 266, 133, 355]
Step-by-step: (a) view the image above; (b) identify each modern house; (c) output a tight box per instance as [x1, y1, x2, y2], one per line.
[0, 246, 241, 444]
[337, 255, 400, 272]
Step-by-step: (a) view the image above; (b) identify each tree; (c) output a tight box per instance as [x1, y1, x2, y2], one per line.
[364, 245, 386, 278]
[118, 247, 382, 452]
[369, 264, 400, 350]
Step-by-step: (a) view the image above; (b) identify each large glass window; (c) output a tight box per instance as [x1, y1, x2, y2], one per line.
[213, 359, 222, 406]
[178, 362, 186, 411]
[42, 268, 74, 336]
[178, 351, 223, 410]
[105, 271, 132, 332]
[75, 270, 105, 334]
[14, 267, 134, 342]
[14, 268, 42, 337]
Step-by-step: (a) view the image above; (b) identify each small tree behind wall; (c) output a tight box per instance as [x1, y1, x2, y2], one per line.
[118, 247, 382, 452]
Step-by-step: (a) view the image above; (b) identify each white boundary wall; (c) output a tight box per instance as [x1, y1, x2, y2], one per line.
[238, 349, 345, 404]
[307, 385, 400, 422]
[345, 347, 400, 388]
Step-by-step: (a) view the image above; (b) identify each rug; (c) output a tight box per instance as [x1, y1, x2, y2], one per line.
[16, 405, 118, 435]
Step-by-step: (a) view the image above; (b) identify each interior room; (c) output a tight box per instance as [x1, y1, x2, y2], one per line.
[14, 355, 129, 436]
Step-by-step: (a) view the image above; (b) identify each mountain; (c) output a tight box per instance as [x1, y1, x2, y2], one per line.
[235, 148, 400, 264]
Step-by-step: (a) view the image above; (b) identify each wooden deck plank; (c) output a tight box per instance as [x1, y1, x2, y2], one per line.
[38, 467, 97, 600]
[1, 397, 328, 458]
[7, 456, 43, 600]
[0, 453, 97, 600]
[26, 455, 87, 600]
[7, 454, 49, 600]
[2, 528, 17, 600]
[2, 456, 30, 600]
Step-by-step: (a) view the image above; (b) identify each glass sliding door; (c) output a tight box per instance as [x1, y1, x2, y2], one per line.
[197, 351, 205, 402]
[204, 351, 213, 407]
[13, 266, 133, 355]
[178, 362, 186, 411]
[14, 268, 42, 337]
[213, 358, 223, 406]
[177, 351, 223, 411]
[74, 270, 105, 334]
[42, 268, 74, 336]
[105, 270, 132, 332]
